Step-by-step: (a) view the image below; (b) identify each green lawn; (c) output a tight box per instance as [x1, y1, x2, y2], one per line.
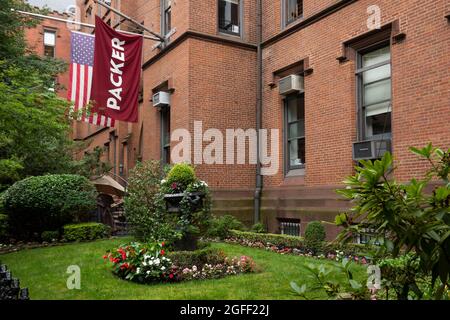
[0, 237, 367, 300]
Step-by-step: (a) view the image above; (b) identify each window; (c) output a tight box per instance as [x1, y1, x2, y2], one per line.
[162, 0, 172, 35]
[43, 30, 56, 57]
[284, 0, 303, 26]
[278, 218, 301, 236]
[218, 0, 241, 36]
[161, 107, 171, 165]
[284, 93, 305, 171]
[356, 45, 392, 140]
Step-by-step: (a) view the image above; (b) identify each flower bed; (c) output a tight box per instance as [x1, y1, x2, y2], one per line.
[104, 242, 256, 284]
[221, 230, 372, 265]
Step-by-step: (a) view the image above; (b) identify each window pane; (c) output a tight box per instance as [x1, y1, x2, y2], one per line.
[219, 0, 240, 34]
[363, 64, 391, 84]
[44, 45, 55, 57]
[289, 120, 304, 139]
[289, 137, 305, 166]
[287, 95, 304, 122]
[366, 112, 391, 137]
[363, 78, 391, 106]
[44, 31, 56, 46]
[365, 101, 391, 117]
[286, 0, 303, 23]
[164, 0, 171, 9]
[362, 46, 390, 67]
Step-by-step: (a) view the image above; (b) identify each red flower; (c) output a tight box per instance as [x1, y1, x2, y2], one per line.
[160, 250, 165, 255]
[169, 274, 174, 279]
[120, 263, 129, 270]
[113, 258, 120, 264]
[161, 242, 165, 247]
[171, 182, 178, 190]
[121, 252, 126, 260]
[103, 255, 108, 260]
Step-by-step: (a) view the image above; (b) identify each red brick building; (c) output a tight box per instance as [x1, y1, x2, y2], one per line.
[25, 9, 72, 98]
[72, 0, 450, 239]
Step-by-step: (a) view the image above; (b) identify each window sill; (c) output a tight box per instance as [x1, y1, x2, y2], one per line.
[285, 168, 305, 177]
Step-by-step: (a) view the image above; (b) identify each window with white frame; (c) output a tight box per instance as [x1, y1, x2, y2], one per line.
[43, 30, 56, 57]
[162, 0, 172, 35]
[284, 93, 306, 171]
[218, 0, 241, 36]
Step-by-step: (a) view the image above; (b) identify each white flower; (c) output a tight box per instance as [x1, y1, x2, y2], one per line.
[192, 265, 197, 272]
[142, 261, 147, 266]
[136, 268, 141, 274]
[148, 260, 154, 266]
[161, 179, 167, 184]
[155, 258, 160, 265]
[146, 270, 150, 275]
[161, 266, 166, 271]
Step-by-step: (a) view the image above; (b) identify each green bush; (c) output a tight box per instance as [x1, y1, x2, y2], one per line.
[304, 221, 326, 253]
[0, 214, 9, 241]
[3, 174, 97, 239]
[251, 222, 267, 234]
[41, 230, 59, 243]
[167, 247, 227, 268]
[124, 160, 179, 243]
[207, 215, 245, 239]
[63, 223, 111, 242]
[229, 230, 305, 248]
[165, 163, 196, 189]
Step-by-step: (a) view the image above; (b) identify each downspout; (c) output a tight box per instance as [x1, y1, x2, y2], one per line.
[254, 0, 263, 224]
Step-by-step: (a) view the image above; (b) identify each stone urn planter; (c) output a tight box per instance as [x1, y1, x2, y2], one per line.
[163, 192, 205, 213]
[163, 191, 206, 251]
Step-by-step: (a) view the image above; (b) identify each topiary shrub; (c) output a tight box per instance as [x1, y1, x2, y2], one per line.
[304, 221, 326, 254]
[165, 163, 196, 191]
[3, 174, 97, 240]
[41, 230, 59, 243]
[63, 222, 111, 242]
[206, 215, 245, 239]
[0, 214, 9, 242]
[251, 222, 267, 234]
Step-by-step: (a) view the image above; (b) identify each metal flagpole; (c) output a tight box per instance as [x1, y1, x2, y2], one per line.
[94, 0, 165, 42]
[11, 8, 161, 41]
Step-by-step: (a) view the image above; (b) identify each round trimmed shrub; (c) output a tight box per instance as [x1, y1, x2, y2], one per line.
[3, 174, 97, 239]
[63, 222, 111, 242]
[165, 163, 196, 189]
[304, 221, 326, 253]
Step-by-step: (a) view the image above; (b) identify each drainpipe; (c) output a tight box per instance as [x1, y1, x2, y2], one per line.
[254, 0, 263, 224]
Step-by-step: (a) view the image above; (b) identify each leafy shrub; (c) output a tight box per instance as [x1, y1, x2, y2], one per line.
[3, 174, 97, 239]
[41, 230, 59, 242]
[0, 214, 9, 241]
[251, 222, 267, 234]
[304, 221, 326, 253]
[229, 230, 305, 248]
[167, 248, 227, 269]
[207, 215, 245, 239]
[63, 222, 111, 242]
[165, 163, 196, 191]
[124, 160, 179, 243]
[336, 144, 450, 299]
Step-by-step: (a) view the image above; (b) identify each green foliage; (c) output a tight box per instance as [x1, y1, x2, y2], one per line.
[291, 258, 371, 300]
[207, 215, 246, 239]
[0, 214, 8, 241]
[3, 174, 97, 239]
[63, 223, 111, 242]
[167, 247, 227, 269]
[304, 221, 326, 254]
[229, 230, 305, 248]
[41, 230, 59, 243]
[251, 222, 267, 234]
[336, 144, 450, 299]
[165, 163, 196, 190]
[124, 160, 179, 243]
[70, 146, 112, 178]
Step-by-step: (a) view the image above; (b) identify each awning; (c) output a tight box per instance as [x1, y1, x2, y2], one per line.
[91, 175, 126, 197]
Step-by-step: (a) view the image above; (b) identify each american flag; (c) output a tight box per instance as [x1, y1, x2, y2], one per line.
[68, 31, 115, 127]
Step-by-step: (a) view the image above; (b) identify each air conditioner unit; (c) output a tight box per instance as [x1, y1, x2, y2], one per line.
[152, 91, 170, 107]
[279, 75, 304, 96]
[352, 139, 392, 161]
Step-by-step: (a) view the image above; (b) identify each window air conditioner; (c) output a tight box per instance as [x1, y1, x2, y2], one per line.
[152, 91, 170, 107]
[279, 75, 304, 96]
[352, 139, 392, 161]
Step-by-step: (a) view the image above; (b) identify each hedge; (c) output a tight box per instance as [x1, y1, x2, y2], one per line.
[0, 214, 8, 241]
[229, 230, 305, 248]
[63, 223, 111, 242]
[167, 247, 227, 269]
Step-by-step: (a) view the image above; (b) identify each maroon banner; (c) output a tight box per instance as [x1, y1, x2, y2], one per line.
[90, 15, 142, 123]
